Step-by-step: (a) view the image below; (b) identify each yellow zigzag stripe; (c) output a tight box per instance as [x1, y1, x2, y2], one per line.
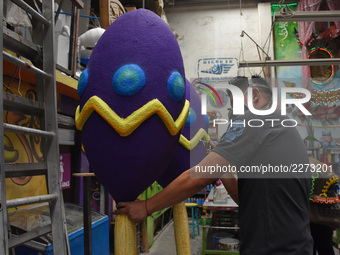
[179, 128, 210, 151]
[75, 96, 190, 137]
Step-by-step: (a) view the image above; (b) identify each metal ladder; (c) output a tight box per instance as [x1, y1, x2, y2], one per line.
[1, 1, 69, 254]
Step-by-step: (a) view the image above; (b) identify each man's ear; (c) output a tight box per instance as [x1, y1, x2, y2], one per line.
[252, 88, 260, 102]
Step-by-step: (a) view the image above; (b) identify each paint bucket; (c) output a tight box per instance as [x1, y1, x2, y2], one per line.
[212, 232, 232, 250]
[219, 238, 239, 251]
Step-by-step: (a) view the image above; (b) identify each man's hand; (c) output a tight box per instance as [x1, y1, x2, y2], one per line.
[209, 140, 217, 148]
[206, 140, 218, 154]
[115, 200, 147, 222]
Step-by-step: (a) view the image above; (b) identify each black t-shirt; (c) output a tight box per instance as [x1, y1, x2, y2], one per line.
[213, 109, 313, 255]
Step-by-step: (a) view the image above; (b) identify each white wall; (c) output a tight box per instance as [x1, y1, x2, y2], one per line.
[165, 2, 274, 81]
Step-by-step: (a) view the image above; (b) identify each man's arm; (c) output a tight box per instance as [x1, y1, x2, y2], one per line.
[115, 166, 214, 222]
[220, 176, 239, 205]
[116, 152, 238, 221]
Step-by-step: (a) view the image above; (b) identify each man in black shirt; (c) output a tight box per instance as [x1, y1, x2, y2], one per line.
[116, 76, 313, 254]
[214, 76, 312, 254]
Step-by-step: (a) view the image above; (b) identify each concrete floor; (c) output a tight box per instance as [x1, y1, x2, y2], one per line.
[141, 219, 203, 255]
[140, 220, 340, 255]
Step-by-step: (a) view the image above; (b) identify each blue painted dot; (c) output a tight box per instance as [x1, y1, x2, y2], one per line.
[167, 72, 185, 101]
[185, 107, 197, 127]
[112, 64, 145, 96]
[204, 114, 210, 128]
[77, 69, 88, 97]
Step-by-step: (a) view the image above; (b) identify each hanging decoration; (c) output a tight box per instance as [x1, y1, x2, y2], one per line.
[285, 87, 340, 104]
[310, 89, 340, 104]
[296, 0, 340, 90]
[287, 10, 340, 109]
[303, 25, 340, 87]
[308, 47, 334, 84]
[297, 0, 322, 91]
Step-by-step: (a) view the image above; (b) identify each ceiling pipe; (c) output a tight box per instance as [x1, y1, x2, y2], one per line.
[239, 58, 340, 68]
[274, 11, 340, 22]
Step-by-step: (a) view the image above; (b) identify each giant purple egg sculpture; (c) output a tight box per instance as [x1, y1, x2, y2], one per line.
[75, 9, 189, 202]
[157, 80, 210, 188]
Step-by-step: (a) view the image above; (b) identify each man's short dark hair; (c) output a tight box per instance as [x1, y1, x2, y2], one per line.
[250, 75, 272, 100]
[227, 75, 272, 95]
[250, 75, 272, 94]
[228, 76, 248, 93]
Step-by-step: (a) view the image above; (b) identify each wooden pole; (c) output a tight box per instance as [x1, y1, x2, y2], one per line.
[173, 201, 191, 255]
[114, 214, 138, 255]
[99, 0, 110, 29]
[140, 219, 149, 253]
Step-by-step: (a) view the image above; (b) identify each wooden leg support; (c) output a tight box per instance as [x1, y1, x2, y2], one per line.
[114, 214, 138, 255]
[173, 201, 191, 255]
